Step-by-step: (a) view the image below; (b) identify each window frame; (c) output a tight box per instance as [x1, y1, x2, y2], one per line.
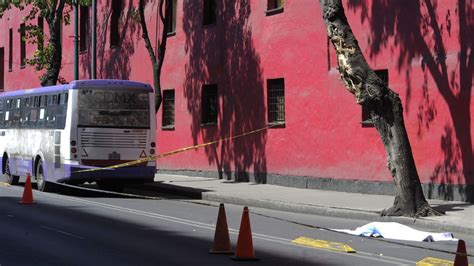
[201, 84, 218, 126]
[8, 28, 13, 72]
[110, 0, 123, 48]
[161, 89, 175, 130]
[265, 0, 284, 16]
[79, 5, 90, 52]
[20, 23, 26, 68]
[202, 0, 217, 26]
[165, 0, 177, 36]
[267, 78, 286, 127]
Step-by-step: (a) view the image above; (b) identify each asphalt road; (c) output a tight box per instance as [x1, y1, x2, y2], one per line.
[0, 182, 472, 265]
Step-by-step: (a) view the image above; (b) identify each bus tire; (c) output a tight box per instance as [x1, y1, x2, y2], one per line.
[36, 160, 53, 192]
[4, 158, 19, 185]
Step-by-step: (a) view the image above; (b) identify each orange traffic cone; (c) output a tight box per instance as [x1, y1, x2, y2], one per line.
[209, 203, 233, 254]
[454, 239, 468, 266]
[231, 206, 258, 260]
[20, 174, 35, 204]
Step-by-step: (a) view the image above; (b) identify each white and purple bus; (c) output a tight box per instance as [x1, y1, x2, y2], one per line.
[0, 79, 156, 192]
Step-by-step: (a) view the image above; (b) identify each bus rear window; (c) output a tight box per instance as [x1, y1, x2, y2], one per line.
[78, 89, 150, 128]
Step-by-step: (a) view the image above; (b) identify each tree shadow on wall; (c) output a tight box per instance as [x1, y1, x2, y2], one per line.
[81, 0, 140, 80]
[182, 1, 268, 183]
[347, 0, 473, 202]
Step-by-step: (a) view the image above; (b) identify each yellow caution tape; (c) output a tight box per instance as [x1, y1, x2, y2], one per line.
[292, 236, 356, 253]
[74, 125, 272, 173]
[416, 257, 454, 266]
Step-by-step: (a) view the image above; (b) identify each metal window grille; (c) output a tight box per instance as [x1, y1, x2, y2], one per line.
[162, 89, 175, 128]
[203, 0, 216, 25]
[201, 84, 218, 125]
[361, 69, 389, 127]
[267, 78, 285, 124]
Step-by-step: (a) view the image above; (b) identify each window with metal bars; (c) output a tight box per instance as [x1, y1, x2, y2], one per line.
[38, 17, 44, 51]
[162, 89, 175, 129]
[266, 0, 284, 16]
[20, 23, 26, 68]
[201, 84, 218, 125]
[165, 0, 177, 35]
[267, 78, 285, 125]
[80, 6, 90, 52]
[361, 69, 388, 127]
[203, 0, 216, 26]
[110, 0, 123, 48]
[0, 47, 4, 91]
[8, 28, 12, 72]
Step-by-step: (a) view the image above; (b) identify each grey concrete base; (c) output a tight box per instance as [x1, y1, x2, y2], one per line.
[156, 169, 474, 202]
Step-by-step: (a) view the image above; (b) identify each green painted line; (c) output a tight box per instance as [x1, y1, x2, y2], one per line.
[292, 236, 356, 253]
[416, 257, 454, 266]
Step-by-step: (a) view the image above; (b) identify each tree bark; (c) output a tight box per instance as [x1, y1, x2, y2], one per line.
[319, 0, 441, 217]
[139, 0, 169, 113]
[41, 0, 66, 86]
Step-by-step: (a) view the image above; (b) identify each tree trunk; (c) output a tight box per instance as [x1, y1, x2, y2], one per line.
[319, 0, 440, 217]
[139, 0, 169, 113]
[41, 0, 66, 86]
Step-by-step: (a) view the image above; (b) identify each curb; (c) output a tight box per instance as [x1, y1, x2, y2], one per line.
[145, 183, 474, 235]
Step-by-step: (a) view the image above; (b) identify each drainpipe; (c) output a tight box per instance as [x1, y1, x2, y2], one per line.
[91, 0, 97, 79]
[74, 0, 79, 80]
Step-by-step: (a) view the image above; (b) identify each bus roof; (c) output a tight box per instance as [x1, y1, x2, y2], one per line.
[0, 79, 153, 98]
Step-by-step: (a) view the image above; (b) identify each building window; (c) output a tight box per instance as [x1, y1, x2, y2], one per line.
[20, 23, 26, 68]
[201, 84, 218, 125]
[162, 89, 175, 129]
[8, 28, 12, 72]
[0, 47, 4, 91]
[267, 78, 285, 125]
[361, 69, 388, 127]
[266, 0, 284, 16]
[165, 0, 177, 35]
[80, 6, 90, 52]
[38, 17, 44, 51]
[110, 0, 123, 48]
[203, 0, 216, 26]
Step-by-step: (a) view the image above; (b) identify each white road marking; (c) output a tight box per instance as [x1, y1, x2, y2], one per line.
[41, 225, 84, 240]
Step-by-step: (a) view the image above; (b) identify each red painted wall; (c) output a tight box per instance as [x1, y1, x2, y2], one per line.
[1, 1, 472, 192]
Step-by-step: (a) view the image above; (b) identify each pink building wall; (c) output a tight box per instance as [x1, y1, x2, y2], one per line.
[1, 0, 472, 201]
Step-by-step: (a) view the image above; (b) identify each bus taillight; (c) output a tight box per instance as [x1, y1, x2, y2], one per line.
[150, 142, 156, 148]
[71, 140, 77, 146]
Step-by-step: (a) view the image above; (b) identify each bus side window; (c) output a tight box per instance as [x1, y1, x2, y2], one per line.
[60, 93, 68, 105]
[20, 97, 30, 128]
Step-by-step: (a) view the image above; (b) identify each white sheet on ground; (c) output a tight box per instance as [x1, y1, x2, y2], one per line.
[332, 222, 457, 242]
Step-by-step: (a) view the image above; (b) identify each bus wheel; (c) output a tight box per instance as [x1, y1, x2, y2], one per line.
[36, 160, 53, 192]
[4, 158, 19, 185]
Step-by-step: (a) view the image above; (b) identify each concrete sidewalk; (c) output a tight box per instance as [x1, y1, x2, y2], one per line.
[149, 173, 474, 234]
